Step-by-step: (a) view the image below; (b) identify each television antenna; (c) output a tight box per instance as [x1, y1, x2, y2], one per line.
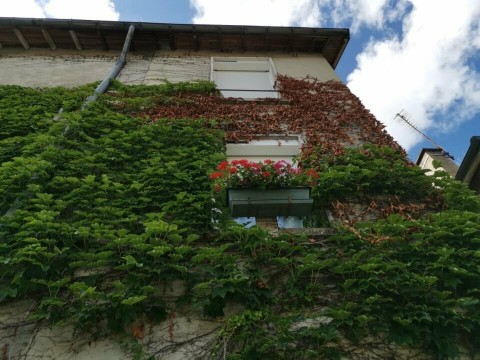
[394, 109, 454, 160]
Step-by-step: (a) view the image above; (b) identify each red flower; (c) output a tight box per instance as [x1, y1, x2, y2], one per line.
[210, 172, 223, 179]
[212, 159, 316, 190]
[217, 161, 229, 170]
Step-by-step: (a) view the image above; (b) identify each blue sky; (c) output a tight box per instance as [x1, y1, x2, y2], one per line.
[2, 0, 480, 163]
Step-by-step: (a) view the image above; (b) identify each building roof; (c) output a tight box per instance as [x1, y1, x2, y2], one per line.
[0, 17, 349, 69]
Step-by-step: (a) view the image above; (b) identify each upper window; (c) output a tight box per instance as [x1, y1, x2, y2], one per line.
[211, 57, 279, 99]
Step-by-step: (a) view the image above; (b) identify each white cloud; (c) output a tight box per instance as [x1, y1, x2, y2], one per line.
[43, 0, 119, 20]
[330, 0, 391, 31]
[347, 0, 480, 150]
[0, 0, 46, 18]
[189, 0, 322, 27]
[188, 0, 410, 32]
[0, 0, 119, 21]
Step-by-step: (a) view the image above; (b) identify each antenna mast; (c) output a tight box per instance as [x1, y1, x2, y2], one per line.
[394, 110, 454, 160]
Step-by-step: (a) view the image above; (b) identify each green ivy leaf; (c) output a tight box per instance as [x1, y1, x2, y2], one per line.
[121, 295, 147, 306]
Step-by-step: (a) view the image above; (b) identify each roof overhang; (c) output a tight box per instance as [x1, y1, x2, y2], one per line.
[0, 17, 349, 68]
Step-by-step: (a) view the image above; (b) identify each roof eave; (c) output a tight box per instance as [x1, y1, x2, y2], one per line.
[0, 17, 350, 68]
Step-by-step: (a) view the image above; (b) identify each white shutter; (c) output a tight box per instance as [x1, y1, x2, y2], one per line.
[211, 58, 278, 99]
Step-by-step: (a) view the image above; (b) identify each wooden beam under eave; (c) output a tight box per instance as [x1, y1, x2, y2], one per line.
[218, 34, 222, 52]
[168, 25, 175, 51]
[323, 37, 330, 53]
[309, 36, 316, 53]
[193, 34, 200, 52]
[241, 26, 245, 52]
[98, 30, 109, 51]
[69, 30, 83, 50]
[41, 29, 57, 50]
[13, 28, 30, 50]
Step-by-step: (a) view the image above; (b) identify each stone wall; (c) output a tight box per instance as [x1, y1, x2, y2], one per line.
[0, 299, 226, 360]
[0, 50, 117, 88]
[118, 54, 211, 85]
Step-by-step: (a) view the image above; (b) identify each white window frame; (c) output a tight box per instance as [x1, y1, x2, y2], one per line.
[211, 57, 279, 99]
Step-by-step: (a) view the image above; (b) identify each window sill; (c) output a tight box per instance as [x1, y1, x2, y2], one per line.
[217, 97, 291, 105]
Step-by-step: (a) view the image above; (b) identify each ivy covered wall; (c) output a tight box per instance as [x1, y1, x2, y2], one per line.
[1, 79, 480, 359]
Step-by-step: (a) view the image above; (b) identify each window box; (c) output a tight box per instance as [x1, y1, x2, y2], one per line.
[227, 187, 313, 218]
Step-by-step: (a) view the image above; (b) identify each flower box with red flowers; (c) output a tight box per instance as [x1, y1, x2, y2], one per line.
[210, 159, 319, 217]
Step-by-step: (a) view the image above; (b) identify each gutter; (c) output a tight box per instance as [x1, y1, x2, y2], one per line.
[81, 24, 135, 109]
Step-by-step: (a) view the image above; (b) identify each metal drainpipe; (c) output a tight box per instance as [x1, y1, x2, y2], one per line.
[81, 24, 135, 109]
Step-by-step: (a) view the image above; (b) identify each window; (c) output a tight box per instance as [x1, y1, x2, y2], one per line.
[226, 135, 304, 229]
[211, 57, 278, 99]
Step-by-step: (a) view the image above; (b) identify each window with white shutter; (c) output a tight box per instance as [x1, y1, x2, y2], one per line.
[211, 57, 278, 99]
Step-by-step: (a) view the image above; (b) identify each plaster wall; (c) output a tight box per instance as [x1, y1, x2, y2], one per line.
[0, 49, 118, 88]
[0, 49, 339, 88]
[119, 50, 340, 85]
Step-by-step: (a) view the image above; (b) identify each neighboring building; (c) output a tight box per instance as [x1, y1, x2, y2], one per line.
[456, 136, 480, 194]
[416, 148, 458, 177]
[416, 138, 480, 194]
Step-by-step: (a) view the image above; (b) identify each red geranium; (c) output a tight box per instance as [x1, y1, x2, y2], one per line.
[210, 159, 319, 190]
[209, 172, 223, 180]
